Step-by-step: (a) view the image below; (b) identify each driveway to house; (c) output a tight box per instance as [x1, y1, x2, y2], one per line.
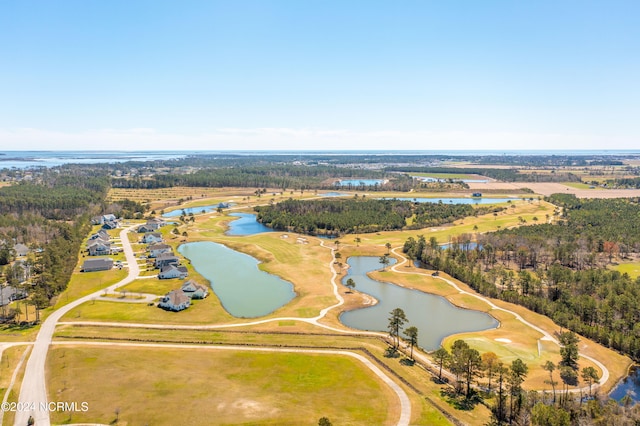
[15, 224, 140, 426]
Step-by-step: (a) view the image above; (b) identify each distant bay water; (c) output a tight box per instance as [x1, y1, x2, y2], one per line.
[2, 149, 640, 170]
[0, 151, 187, 169]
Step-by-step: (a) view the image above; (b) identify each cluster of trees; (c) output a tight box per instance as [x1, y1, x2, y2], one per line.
[112, 165, 392, 191]
[388, 166, 582, 183]
[403, 195, 640, 360]
[0, 170, 110, 322]
[255, 198, 482, 236]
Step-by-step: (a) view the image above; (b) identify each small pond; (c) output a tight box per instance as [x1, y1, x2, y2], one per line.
[610, 367, 640, 403]
[226, 213, 274, 236]
[163, 202, 232, 218]
[379, 197, 515, 205]
[321, 192, 349, 197]
[335, 179, 386, 187]
[339, 256, 498, 350]
[178, 241, 295, 318]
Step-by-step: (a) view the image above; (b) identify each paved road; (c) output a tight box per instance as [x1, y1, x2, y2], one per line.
[15, 225, 140, 426]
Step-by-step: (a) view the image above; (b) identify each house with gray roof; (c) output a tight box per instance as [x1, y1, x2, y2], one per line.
[155, 253, 179, 269]
[158, 289, 191, 311]
[181, 280, 209, 299]
[0, 285, 27, 307]
[87, 240, 111, 256]
[159, 265, 188, 279]
[13, 243, 30, 257]
[82, 258, 113, 272]
[148, 243, 172, 258]
[142, 232, 163, 244]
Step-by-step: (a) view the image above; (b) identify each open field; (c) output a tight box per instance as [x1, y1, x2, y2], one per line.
[0, 345, 30, 426]
[610, 261, 640, 279]
[46, 345, 401, 426]
[410, 172, 489, 180]
[467, 181, 640, 198]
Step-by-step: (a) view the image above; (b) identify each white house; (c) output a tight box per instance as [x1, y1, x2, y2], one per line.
[158, 289, 191, 311]
[87, 240, 111, 256]
[158, 264, 188, 279]
[181, 280, 209, 299]
[148, 243, 172, 258]
[142, 232, 163, 244]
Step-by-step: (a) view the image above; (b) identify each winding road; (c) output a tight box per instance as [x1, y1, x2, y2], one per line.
[12, 220, 612, 426]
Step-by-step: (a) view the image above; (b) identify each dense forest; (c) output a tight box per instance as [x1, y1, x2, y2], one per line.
[0, 170, 116, 321]
[255, 198, 501, 235]
[404, 195, 640, 360]
[389, 166, 581, 183]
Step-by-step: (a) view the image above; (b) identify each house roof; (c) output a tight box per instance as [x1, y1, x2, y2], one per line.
[144, 232, 162, 238]
[14, 243, 29, 256]
[156, 252, 177, 261]
[0, 285, 27, 306]
[82, 258, 113, 269]
[163, 289, 190, 307]
[148, 243, 170, 251]
[160, 264, 187, 274]
[182, 280, 207, 293]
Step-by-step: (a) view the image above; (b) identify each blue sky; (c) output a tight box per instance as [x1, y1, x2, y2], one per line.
[1, 1, 638, 150]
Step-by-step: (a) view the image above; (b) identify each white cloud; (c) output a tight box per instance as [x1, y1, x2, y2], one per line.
[0, 127, 635, 151]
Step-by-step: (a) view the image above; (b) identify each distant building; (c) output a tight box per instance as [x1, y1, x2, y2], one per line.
[472, 193, 482, 197]
[0, 285, 27, 307]
[13, 243, 30, 257]
[82, 258, 114, 272]
[145, 218, 167, 230]
[158, 289, 191, 311]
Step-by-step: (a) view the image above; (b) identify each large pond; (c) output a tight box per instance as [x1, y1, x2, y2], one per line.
[178, 241, 295, 318]
[340, 257, 498, 350]
[163, 203, 232, 218]
[226, 213, 274, 236]
[380, 197, 515, 205]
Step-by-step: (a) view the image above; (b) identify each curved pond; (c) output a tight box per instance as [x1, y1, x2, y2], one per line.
[335, 179, 386, 187]
[163, 202, 233, 218]
[178, 241, 295, 318]
[340, 256, 498, 350]
[379, 197, 514, 205]
[226, 213, 274, 236]
[610, 367, 640, 403]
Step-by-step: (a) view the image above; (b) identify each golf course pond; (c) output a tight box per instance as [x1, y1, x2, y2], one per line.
[178, 241, 295, 318]
[340, 256, 498, 350]
[226, 212, 274, 236]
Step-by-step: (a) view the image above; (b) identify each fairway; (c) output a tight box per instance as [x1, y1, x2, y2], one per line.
[47, 345, 397, 426]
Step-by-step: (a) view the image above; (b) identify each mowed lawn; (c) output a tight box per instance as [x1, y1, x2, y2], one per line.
[610, 261, 640, 279]
[47, 346, 396, 426]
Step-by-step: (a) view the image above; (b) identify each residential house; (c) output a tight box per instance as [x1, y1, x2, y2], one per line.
[158, 264, 188, 279]
[142, 232, 163, 244]
[146, 218, 167, 230]
[181, 280, 209, 299]
[91, 215, 105, 225]
[82, 258, 113, 272]
[0, 285, 27, 307]
[158, 289, 191, 311]
[148, 243, 172, 258]
[89, 230, 110, 241]
[102, 220, 119, 230]
[87, 240, 111, 256]
[13, 243, 30, 257]
[137, 224, 155, 233]
[102, 214, 117, 222]
[154, 253, 179, 269]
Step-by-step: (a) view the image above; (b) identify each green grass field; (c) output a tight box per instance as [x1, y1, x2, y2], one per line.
[47, 345, 399, 426]
[610, 262, 640, 279]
